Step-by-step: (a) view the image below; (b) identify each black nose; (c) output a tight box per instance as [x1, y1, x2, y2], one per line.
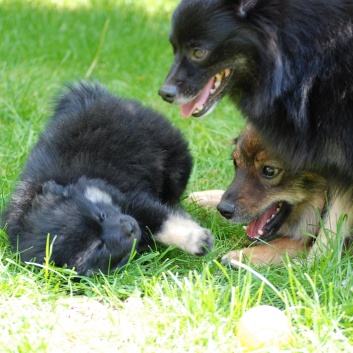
[120, 217, 138, 237]
[217, 203, 236, 219]
[158, 84, 177, 103]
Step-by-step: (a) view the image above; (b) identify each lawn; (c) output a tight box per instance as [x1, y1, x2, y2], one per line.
[0, 0, 352, 352]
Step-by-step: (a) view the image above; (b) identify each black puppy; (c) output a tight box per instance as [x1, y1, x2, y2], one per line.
[3, 82, 213, 276]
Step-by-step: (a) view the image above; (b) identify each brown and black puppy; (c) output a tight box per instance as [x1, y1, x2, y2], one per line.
[190, 124, 333, 266]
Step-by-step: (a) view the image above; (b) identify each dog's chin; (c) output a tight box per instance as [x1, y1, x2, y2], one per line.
[245, 201, 293, 243]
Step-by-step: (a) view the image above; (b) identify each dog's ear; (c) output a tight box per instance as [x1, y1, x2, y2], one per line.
[230, 0, 257, 17]
[42, 180, 70, 197]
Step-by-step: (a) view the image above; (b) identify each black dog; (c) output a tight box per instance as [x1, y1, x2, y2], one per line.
[159, 0, 353, 261]
[159, 0, 353, 185]
[2, 82, 213, 276]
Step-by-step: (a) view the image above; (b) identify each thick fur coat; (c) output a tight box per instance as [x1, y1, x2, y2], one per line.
[159, 0, 353, 261]
[3, 82, 213, 275]
[159, 0, 353, 184]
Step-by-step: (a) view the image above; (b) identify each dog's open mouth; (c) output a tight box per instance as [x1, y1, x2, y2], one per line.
[180, 69, 232, 118]
[244, 201, 292, 242]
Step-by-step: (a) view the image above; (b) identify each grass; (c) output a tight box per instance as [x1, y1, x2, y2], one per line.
[0, 0, 352, 352]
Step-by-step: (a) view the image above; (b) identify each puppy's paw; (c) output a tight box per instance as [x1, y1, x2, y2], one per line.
[184, 225, 213, 255]
[222, 250, 248, 268]
[156, 214, 214, 255]
[222, 246, 268, 268]
[187, 190, 224, 207]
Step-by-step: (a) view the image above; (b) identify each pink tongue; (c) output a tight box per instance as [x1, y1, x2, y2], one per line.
[180, 77, 215, 118]
[246, 204, 278, 238]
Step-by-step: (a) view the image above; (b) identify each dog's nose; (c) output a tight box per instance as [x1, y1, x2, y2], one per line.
[217, 203, 236, 219]
[119, 216, 139, 238]
[158, 84, 177, 103]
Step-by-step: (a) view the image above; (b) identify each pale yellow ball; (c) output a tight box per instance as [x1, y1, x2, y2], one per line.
[237, 305, 291, 350]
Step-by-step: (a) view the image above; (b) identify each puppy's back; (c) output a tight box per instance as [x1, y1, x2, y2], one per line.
[3, 82, 192, 233]
[22, 82, 191, 199]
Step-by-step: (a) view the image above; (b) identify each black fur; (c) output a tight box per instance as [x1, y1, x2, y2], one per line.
[159, 0, 353, 184]
[2, 82, 213, 276]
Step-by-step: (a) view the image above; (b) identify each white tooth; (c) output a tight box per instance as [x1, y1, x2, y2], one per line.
[242, 226, 247, 230]
[194, 105, 204, 113]
[271, 214, 275, 219]
[210, 80, 221, 95]
[214, 80, 221, 89]
[258, 229, 264, 236]
[224, 69, 230, 77]
[276, 208, 280, 213]
[266, 219, 270, 223]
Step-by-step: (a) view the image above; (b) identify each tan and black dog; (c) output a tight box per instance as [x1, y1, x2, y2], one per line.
[190, 125, 352, 267]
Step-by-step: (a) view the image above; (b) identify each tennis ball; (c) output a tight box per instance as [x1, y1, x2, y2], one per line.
[237, 305, 291, 350]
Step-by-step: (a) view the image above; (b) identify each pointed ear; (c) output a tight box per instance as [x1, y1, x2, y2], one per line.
[42, 180, 70, 197]
[232, 0, 257, 17]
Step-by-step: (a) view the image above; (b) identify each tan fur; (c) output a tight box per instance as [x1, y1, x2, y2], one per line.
[308, 187, 353, 265]
[187, 190, 224, 207]
[222, 237, 309, 267]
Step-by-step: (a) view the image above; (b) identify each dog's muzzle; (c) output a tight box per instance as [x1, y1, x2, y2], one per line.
[158, 84, 177, 103]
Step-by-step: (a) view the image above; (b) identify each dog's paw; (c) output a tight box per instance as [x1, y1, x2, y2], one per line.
[187, 190, 224, 207]
[222, 250, 248, 268]
[183, 225, 214, 255]
[156, 214, 214, 255]
[306, 246, 324, 268]
[222, 247, 268, 268]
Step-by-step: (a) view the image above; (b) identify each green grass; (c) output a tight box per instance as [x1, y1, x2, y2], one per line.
[0, 0, 352, 352]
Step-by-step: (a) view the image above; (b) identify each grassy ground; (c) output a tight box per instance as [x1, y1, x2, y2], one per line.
[0, 0, 352, 352]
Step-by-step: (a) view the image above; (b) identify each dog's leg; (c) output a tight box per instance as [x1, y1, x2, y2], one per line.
[187, 190, 224, 207]
[222, 237, 308, 268]
[307, 189, 351, 265]
[125, 192, 214, 255]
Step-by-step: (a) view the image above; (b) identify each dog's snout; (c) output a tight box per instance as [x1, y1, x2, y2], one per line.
[120, 217, 138, 238]
[217, 203, 236, 219]
[158, 84, 177, 103]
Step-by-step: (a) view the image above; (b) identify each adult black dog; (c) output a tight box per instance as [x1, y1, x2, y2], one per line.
[159, 0, 353, 185]
[159, 0, 353, 261]
[3, 82, 213, 276]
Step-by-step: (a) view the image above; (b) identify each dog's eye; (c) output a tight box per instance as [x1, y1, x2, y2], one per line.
[192, 48, 207, 60]
[99, 212, 106, 222]
[262, 166, 279, 178]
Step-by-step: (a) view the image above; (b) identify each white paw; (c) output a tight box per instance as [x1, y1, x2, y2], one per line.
[156, 214, 214, 255]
